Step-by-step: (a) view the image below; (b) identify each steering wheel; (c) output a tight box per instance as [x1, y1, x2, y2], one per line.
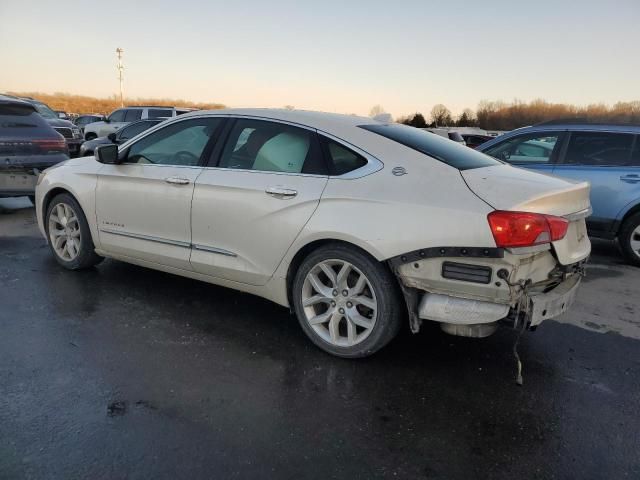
[174, 150, 199, 165]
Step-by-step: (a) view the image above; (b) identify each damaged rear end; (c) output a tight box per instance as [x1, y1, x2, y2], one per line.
[393, 164, 591, 338]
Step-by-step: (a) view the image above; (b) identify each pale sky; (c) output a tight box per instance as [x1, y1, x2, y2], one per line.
[1, 0, 638, 117]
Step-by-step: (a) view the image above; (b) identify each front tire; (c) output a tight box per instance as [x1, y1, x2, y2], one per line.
[292, 244, 404, 358]
[84, 132, 97, 141]
[45, 193, 103, 270]
[619, 212, 640, 267]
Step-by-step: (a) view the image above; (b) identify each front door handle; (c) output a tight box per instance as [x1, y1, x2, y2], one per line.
[620, 174, 640, 184]
[165, 176, 190, 185]
[265, 186, 298, 199]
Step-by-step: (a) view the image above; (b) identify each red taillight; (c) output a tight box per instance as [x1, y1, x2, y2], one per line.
[33, 138, 68, 153]
[487, 211, 569, 248]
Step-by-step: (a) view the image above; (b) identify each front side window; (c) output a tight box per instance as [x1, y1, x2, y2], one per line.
[126, 118, 222, 166]
[321, 138, 367, 175]
[563, 132, 634, 166]
[124, 109, 142, 122]
[360, 124, 500, 170]
[108, 110, 126, 122]
[148, 109, 173, 118]
[118, 121, 158, 142]
[218, 119, 325, 174]
[484, 132, 561, 164]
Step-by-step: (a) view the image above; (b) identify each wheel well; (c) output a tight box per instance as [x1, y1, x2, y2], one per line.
[42, 187, 75, 221]
[285, 239, 392, 308]
[619, 203, 640, 233]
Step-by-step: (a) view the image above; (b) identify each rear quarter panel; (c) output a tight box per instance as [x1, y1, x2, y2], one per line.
[274, 144, 496, 282]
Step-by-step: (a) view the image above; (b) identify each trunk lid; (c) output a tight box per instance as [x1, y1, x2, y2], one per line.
[462, 164, 591, 265]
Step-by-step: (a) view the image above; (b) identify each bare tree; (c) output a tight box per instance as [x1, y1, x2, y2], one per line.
[369, 105, 385, 118]
[430, 104, 453, 126]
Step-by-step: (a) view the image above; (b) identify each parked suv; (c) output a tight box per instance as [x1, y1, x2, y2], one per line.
[10, 97, 84, 157]
[478, 122, 640, 265]
[0, 95, 68, 201]
[83, 106, 192, 140]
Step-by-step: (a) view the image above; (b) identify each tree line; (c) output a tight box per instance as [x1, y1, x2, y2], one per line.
[7, 91, 226, 115]
[394, 99, 640, 131]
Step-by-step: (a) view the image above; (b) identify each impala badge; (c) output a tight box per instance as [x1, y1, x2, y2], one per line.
[392, 167, 407, 176]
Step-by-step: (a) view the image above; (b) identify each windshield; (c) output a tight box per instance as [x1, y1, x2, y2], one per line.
[32, 102, 58, 119]
[360, 123, 502, 170]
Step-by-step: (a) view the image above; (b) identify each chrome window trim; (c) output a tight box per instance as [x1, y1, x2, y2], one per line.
[117, 113, 383, 179]
[100, 228, 191, 248]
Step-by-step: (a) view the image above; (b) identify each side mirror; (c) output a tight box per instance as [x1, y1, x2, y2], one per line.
[107, 132, 117, 143]
[95, 144, 120, 164]
[104, 117, 111, 123]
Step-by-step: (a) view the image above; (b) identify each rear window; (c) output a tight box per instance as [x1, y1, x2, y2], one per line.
[359, 124, 501, 170]
[0, 103, 37, 116]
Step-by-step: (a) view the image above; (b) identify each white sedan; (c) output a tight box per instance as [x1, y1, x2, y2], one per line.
[35, 109, 591, 357]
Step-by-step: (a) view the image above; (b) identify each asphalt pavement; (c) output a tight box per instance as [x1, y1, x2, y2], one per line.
[1, 197, 639, 479]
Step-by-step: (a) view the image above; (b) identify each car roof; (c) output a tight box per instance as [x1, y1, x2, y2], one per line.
[511, 123, 640, 134]
[0, 94, 37, 109]
[181, 108, 377, 134]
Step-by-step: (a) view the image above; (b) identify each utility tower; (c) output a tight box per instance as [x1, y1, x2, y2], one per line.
[116, 48, 124, 107]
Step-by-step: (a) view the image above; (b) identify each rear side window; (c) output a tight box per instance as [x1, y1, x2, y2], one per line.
[124, 109, 142, 122]
[484, 132, 562, 164]
[631, 137, 640, 166]
[148, 109, 173, 118]
[564, 132, 634, 166]
[360, 123, 500, 170]
[108, 110, 126, 122]
[321, 138, 367, 175]
[218, 119, 326, 174]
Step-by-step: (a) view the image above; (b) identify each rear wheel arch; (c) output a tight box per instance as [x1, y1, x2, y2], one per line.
[285, 239, 395, 308]
[617, 202, 640, 235]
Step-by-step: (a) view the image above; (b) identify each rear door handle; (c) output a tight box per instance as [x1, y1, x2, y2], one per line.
[265, 186, 298, 199]
[620, 174, 640, 183]
[165, 176, 190, 185]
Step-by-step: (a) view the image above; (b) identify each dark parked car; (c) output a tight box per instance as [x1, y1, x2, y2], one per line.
[461, 134, 493, 149]
[0, 95, 68, 201]
[478, 121, 640, 265]
[74, 114, 105, 132]
[79, 118, 164, 156]
[7, 97, 84, 157]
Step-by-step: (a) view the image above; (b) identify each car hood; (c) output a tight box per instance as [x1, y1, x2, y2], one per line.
[461, 164, 590, 217]
[45, 118, 76, 128]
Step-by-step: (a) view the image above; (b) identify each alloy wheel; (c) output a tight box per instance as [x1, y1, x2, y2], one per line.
[630, 225, 640, 259]
[301, 259, 378, 347]
[48, 202, 81, 261]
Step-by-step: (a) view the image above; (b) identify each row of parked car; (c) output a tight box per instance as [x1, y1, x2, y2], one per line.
[1, 94, 639, 266]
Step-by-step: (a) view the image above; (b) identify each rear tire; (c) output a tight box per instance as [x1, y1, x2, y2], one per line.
[45, 193, 103, 270]
[84, 133, 97, 141]
[292, 243, 404, 358]
[618, 212, 640, 267]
